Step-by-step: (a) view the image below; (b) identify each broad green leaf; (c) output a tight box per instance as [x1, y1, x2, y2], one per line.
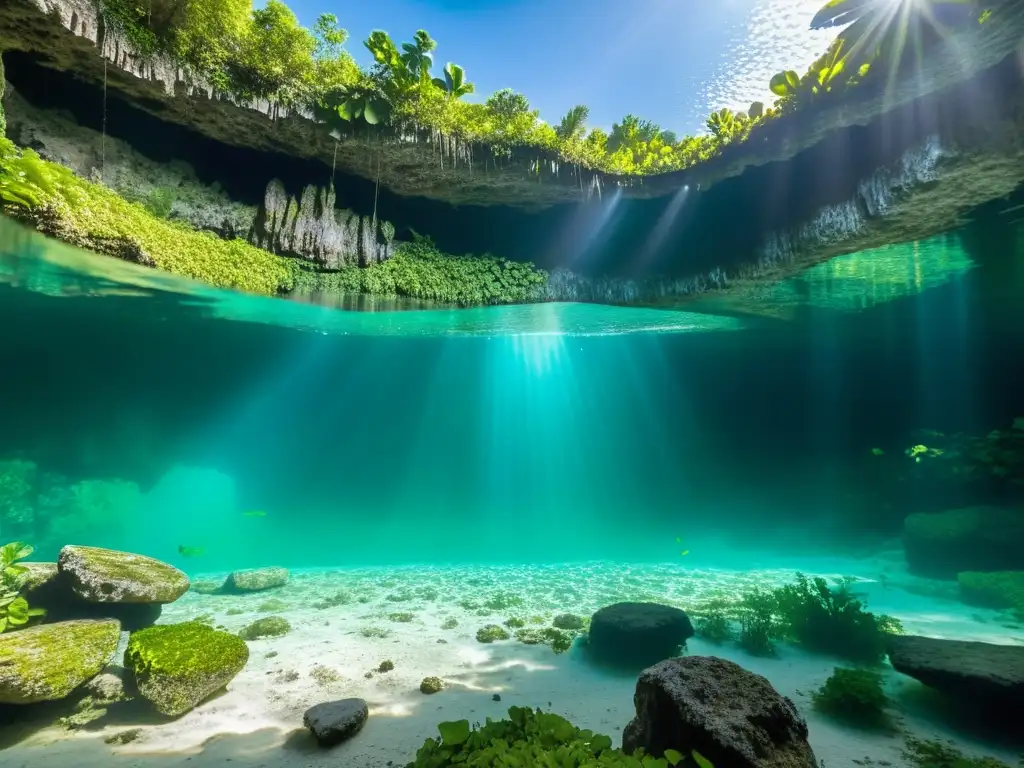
[362, 100, 380, 125]
[784, 70, 800, 89]
[0, 617, 8, 634]
[748, 101, 764, 119]
[664, 749, 684, 766]
[437, 719, 471, 746]
[692, 749, 716, 768]
[769, 72, 793, 96]
[337, 101, 357, 121]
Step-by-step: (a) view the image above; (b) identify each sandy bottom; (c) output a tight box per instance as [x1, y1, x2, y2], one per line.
[2, 552, 1023, 768]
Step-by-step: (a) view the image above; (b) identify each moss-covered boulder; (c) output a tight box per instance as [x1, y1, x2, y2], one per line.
[902, 507, 1024, 578]
[0, 619, 120, 704]
[223, 567, 289, 593]
[125, 622, 249, 717]
[958, 571, 1024, 615]
[58, 546, 190, 603]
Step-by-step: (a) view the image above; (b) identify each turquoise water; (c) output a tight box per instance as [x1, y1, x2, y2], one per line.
[2, 216, 1024, 767]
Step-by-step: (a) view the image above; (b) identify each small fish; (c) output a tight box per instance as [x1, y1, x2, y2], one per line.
[178, 545, 206, 557]
[242, 510, 267, 517]
[871, 448, 884, 456]
[680, 550, 690, 557]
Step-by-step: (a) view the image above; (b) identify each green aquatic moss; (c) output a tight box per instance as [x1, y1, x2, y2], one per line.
[388, 611, 416, 623]
[420, 675, 445, 694]
[0, 619, 120, 704]
[476, 624, 510, 643]
[440, 617, 458, 630]
[902, 737, 1014, 768]
[125, 621, 249, 716]
[238, 616, 291, 640]
[58, 545, 190, 604]
[513, 626, 575, 654]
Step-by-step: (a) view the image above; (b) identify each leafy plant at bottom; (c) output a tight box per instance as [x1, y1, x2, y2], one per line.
[407, 706, 692, 768]
[737, 588, 780, 656]
[902, 736, 1014, 768]
[812, 667, 891, 729]
[0, 541, 46, 633]
[772, 573, 902, 663]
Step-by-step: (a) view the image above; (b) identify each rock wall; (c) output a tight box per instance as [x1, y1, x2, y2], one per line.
[2, 82, 392, 266]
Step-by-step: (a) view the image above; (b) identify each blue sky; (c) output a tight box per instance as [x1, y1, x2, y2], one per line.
[282, 0, 835, 135]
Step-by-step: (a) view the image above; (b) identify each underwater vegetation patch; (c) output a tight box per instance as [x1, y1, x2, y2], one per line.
[902, 737, 1016, 768]
[238, 616, 291, 640]
[408, 706, 695, 767]
[812, 667, 892, 730]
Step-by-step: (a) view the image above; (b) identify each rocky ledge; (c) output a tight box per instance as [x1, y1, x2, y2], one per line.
[2, 0, 1023, 208]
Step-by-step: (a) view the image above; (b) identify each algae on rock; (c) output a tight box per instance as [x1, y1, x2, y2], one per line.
[125, 621, 249, 716]
[224, 567, 289, 592]
[0, 618, 120, 704]
[58, 545, 190, 603]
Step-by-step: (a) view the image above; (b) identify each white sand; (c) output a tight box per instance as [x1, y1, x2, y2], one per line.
[2, 557, 1022, 768]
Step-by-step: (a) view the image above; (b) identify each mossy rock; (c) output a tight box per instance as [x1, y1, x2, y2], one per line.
[190, 580, 223, 595]
[476, 624, 510, 643]
[238, 616, 291, 640]
[0, 619, 120, 704]
[125, 622, 249, 716]
[420, 676, 445, 694]
[58, 546, 190, 604]
[223, 567, 289, 593]
[958, 571, 1024, 613]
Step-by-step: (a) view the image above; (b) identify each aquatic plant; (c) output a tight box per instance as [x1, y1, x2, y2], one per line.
[503, 617, 526, 629]
[513, 627, 576, 654]
[309, 664, 342, 686]
[476, 624, 511, 643]
[772, 573, 902, 663]
[552, 613, 586, 631]
[360, 625, 392, 639]
[440, 617, 458, 630]
[958, 571, 1024, 620]
[0, 541, 46, 633]
[389, 611, 416, 623]
[407, 706, 690, 767]
[691, 598, 735, 644]
[313, 590, 354, 609]
[484, 591, 526, 611]
[420, 675, 445, 694]
[238, 616, 291, 640]
[902, 736, 1014, 768]
[812, 667, 891, 729]
[377, 659, 394, 673]
[736, 588, 781, 656]
[257, 598, 289, 613]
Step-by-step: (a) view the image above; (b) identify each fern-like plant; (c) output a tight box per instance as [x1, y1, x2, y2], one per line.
[0, 541, 46, 633]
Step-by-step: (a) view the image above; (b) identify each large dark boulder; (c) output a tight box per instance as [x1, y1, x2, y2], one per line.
[587, 602, 693, 669]
[887, 635, 1024, 708]
[902, 507, 1024, 578]
[622, 656, 817, 768]
[304, 698, 369, 747]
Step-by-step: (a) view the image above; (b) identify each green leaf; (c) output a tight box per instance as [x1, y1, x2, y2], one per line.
[769, 72, 794, 96]
[0, 617, 8, 634]
[784, 70, 800, 89]
[692, 750, 716, 768]
[337, 100, 357, 121]
[6, 597, 30, 624]
[362, 100, 380, 125]
[431, 76, 448, 92]
[437, 719, 471, 746]
[748, 101, 764, 119]
[664, 749, 684, 766]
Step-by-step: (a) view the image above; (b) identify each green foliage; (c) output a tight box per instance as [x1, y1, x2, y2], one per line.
[691, 599, 734, 644]
[293, 238, 546, 306]
[408, 706, 689, 768]
[0, 141, 293, 295]
[143, 187, 175, 219]
[772, 573, 903, 663]
[476, 624, 511, 643]
[902, 737, 1014, 768]
[737, 588, 780, 656]
[0, 541, 46, 634]
[812, 667, 890, 728]
[432, 62, 474, 99]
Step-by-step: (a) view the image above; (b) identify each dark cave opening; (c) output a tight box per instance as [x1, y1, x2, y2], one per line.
[5, 50, 1020, 281]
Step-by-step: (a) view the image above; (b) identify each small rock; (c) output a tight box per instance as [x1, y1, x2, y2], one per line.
[304, 698, 369, 747]
[238, 616, 291, 640]
[223, 567, 289, 593]
[492, 693, 501, 701]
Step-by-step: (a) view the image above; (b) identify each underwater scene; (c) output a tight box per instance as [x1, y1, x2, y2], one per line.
[2, 0, 1024, 766]
[1, 211, 1024, 768]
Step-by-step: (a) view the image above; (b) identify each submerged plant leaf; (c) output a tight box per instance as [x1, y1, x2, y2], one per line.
[437, 719, 471, 746]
